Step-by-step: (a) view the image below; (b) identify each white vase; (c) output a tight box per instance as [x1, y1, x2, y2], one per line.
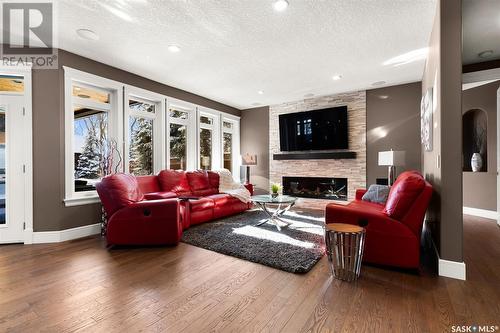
[471, 153, 483, 172]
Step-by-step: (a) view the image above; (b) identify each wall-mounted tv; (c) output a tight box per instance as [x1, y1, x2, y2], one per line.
[279, 106, 348, 151]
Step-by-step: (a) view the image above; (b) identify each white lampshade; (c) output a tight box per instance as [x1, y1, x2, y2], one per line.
[378, 150, 405, 166]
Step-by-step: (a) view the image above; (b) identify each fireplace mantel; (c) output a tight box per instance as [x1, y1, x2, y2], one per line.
[273, 151, 356, 160]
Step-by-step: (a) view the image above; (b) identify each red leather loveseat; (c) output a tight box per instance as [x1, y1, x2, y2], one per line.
[325, 171, 432, 269]
[97, 170, 253, 245]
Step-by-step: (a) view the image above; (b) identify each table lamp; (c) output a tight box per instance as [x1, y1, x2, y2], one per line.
[378, 150, 405, 186]
[241, 153, 257, 184]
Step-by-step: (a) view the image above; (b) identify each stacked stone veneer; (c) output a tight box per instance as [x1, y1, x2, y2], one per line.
[270, 91, 367, 209]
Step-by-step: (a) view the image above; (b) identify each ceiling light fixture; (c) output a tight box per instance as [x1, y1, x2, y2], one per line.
[478, 50, 494, 59]
[252, 102, 262, 106]
[258, 90, 264, 95]
[273, 0, 289, 12]
[383, 47, 428, 67]
[372, 81, 386, 86]
[304, 93, 314, 98]
[76, 29, 99, 41]
[332, 74, 342, 81]
[168, 45, 181, 53]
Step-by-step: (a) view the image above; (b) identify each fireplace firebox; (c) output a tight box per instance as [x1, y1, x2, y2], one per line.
[282, 176, 347, 201]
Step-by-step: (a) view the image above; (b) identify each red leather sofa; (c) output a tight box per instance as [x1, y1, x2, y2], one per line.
[97, 170, 253, 245]
[325, 171, 432, 269]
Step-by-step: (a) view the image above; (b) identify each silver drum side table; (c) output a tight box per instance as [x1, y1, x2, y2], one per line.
[325, 223, 366, 282]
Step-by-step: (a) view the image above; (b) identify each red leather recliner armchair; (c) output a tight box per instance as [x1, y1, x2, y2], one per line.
[96, 173, 182, 246]
[325, 171, 432, 269]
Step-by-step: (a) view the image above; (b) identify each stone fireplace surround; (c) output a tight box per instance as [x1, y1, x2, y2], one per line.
[269, 91, 367, 210]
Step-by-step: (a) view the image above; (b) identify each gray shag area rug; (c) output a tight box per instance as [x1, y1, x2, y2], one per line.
[181, 209, 326, 273]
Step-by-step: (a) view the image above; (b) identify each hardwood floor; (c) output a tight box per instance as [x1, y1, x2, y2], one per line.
[0, 215, 499, 332]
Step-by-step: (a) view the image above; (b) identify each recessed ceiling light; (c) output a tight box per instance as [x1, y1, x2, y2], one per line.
[332, 74, 342, 81]
[76, 29, 99, 41]
[168, 45, 181, 53]
[252, 102, 261, 106]
[478, 50, 494, 59]
[304, 93, 314, 98]
[257, 90, 264, 95]
[273, 0, 289, 12]
[372, 81, 386, 86]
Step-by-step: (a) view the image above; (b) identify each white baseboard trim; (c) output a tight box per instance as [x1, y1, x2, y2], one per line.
[438, 258, 467, 280]
[431, 239, 466, 280]
[32, 223, 101, 244]
[463, 207, 498, 220]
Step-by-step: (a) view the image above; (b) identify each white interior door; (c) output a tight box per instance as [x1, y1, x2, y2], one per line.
[0, 95, 26, 243]
[497, 88, 500, 226]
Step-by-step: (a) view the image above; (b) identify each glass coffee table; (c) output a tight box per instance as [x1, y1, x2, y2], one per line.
[251, 195, 297, 231]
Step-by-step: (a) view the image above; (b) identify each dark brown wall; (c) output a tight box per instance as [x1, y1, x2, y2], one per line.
[32, 50, 240, 232]
[462, 81, 499, 211]
[240, 106, 270, 194]
[422, 0, 463, 262]
[366, 82, 422, 185]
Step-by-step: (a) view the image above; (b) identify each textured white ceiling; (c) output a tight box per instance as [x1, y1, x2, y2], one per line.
[463, 0, 500, 65]
[58, 0, 437, 109]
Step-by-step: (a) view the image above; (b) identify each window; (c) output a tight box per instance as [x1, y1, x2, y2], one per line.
[168, 100, 195, 171]
[223, 132, 232, 171]
[198, 110, 220, 171]
[169, 123, 187, 170]
[64, 67, 123, 206]
[221, 116, 240, 180]
[128, 115, 153, 176]
[73, 106, 108, 192]
[64, 67, 240, 205]
[0, 74, 24, 93]
[199, 128, 212, 170]
[125, 90, 163, 176]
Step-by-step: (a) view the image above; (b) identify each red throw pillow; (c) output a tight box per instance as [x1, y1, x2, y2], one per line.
[383, 171, 425, 220]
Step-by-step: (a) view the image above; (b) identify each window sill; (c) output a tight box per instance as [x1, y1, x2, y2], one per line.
[64, 196, 101, 207]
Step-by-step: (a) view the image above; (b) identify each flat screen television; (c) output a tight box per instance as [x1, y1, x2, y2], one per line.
[279, 106, 348, 151]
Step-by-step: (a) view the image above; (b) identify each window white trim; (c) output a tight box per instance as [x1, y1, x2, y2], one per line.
[63, 67, 124, 206]
[124, 85, 165, 174]
[166, 98, 197, 170]
[63, 68, 243, 206]
[198, 107, 221, 170]
[221, 115, 241, 181]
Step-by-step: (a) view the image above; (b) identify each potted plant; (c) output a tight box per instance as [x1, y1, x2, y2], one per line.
[271, 183, 281, 199]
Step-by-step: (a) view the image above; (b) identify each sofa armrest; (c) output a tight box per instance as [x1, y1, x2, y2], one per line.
[355, 189, 368, 200]
[107, 199, 182, 245]
[325, 203, 417, 238]
[244, 183, 254, 196]
[326, 203, 396, 227]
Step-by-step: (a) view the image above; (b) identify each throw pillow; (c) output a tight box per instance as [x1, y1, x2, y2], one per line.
[362, 184, 390, 204]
